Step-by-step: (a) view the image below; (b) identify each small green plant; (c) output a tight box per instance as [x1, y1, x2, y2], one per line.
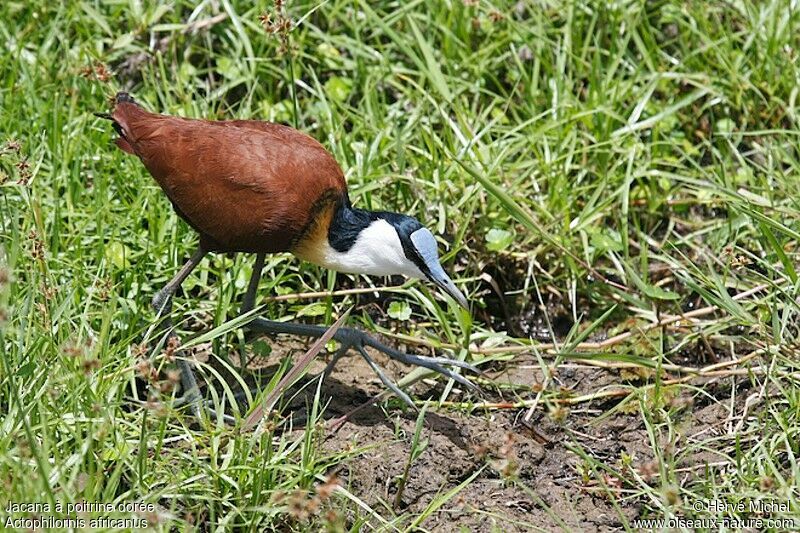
[393, 402, 430, 509]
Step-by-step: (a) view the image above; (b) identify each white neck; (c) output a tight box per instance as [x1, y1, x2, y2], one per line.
[310, 219, 424, 279]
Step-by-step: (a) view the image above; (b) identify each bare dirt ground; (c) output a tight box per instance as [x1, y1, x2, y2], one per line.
[318, 354, 634, 531]
[218, 332, 744, 532]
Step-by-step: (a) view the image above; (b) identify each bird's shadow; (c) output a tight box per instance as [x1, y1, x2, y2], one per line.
[191, 359, 471, 452]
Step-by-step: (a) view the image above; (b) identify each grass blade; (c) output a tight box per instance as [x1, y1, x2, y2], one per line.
[242, 309, 350, 430]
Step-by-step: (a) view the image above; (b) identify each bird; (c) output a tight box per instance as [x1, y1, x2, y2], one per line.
[95, 92, 477, 419]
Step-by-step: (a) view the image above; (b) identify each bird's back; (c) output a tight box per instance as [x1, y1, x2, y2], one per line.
[107, 95, 346, 253]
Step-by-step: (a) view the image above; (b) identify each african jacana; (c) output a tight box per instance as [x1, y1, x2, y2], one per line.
[96, 92, 476, 418]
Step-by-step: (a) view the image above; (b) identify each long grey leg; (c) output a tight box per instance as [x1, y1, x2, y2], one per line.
[151, 246, 207, 320]
[238, 253, 271, 376]
[241, 253, 266, 314]
[246, 317, 480, 409]
[149, 246, 232, 423]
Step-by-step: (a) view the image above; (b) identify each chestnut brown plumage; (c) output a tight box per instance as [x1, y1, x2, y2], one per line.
[96, 92, 477, 420]
[106, 95, 345, 254]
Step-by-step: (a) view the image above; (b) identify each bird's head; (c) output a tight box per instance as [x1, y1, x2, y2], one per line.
[380, 212, 469, 311]
[311, 207, 469, 310]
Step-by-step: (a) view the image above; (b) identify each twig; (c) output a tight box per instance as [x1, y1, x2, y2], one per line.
[327, 391, 389, 434]
[516, 347, 764, 376]
[383, 283, 771, 355]
[182, 12, 228, 34]
[423, 362, 800, 412]
[259, 277, 481, 304]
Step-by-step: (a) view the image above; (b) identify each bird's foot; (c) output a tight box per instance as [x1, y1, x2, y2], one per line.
[248, 318, 480, 410]
[147, 326, 235, 425]
[329, 327, 479, 385]
[151, 289, 173, 317]
[171, 355, 236, 425]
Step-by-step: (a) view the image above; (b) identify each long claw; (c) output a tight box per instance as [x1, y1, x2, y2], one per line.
[175, 355, 236, 425]
[356, 346, 416, 410]
[433, 365, 480, 391]
[322, 344, 349, 379]
[412, 355, 480, 373]
[414, 360, 479, 392]
[145, 245, 235, 424]
[360, 337, 480, 390]
[380, 348, 476, 390]
[362, 336, 480, 374]
[244, 318, 482, 399]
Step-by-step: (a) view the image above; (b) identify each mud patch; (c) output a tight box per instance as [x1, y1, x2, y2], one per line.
[249, 345, 636, 529]
[189, 329, 756, 530]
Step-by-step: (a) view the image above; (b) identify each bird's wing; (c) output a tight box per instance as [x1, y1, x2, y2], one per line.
[106, 99, 347, 253]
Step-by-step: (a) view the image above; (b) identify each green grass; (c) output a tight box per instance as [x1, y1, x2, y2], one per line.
[2, 0, 800, 530]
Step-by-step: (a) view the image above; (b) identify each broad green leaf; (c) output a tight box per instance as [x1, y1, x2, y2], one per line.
[588, 228, 623, 253]
[104, 241, 129, 270]
[298, 302, 327, 317]
[324, 76, 352, 102]
[485, 228, 513, 252]
[388, 301, 412, 321]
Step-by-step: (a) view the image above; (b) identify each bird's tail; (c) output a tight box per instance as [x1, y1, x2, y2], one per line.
[93, 92, 141, 154]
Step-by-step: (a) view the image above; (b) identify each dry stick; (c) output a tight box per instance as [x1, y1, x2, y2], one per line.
[517, 348, 764, 376]
[382, 283, 771, 355]
[427, 363, 800, 411]
[243, 310, 350, 431]
[259, 277, 483, 304]
[327, 392, 389, 434]
[182, 12, 228, 34]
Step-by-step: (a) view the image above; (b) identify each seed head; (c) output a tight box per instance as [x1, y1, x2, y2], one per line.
[81, 358, 100, 374]
[315, 474, 339, 501]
